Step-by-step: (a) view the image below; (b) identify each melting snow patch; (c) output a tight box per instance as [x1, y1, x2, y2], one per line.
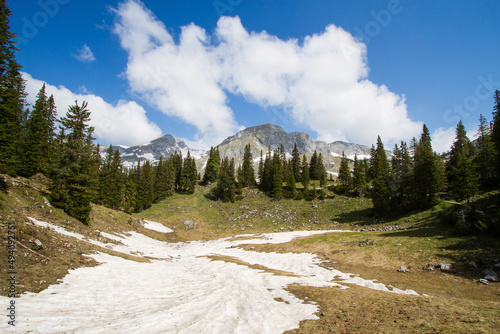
[143, 220, 174, 233]
[6, 222, 418, 333]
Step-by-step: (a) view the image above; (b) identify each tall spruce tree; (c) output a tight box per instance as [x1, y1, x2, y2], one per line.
[291, 143, 301, 183]
[215, 157, 236, 202]
[240, 144, 256, 187]
[413, 125, 438, 208]
[181, 151, 197, 194]
[475, 114, 496, 188]
[492, 90, 500, 184]
[301, 154, 310, 190]
[0, 0, 27, 175]
[338, 152, 352, 190]
[202, 147, 220, 184]
[49, 101, 99, 224]
[352, 154, 367, 196]
[447, 121, 478, 202]
[21, 84, 57, 176]
[371, 136, 391, 214]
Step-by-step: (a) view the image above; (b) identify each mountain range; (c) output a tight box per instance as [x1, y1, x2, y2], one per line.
[101, 124, 373, 174]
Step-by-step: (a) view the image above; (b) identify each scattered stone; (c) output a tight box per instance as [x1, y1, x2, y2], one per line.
[33, 239, 43, 250]
[467, 261, 478, 269]
[436, 263, 452, 271]
[423, 263, 434, 271]
[43, 197, 52, 207]
[250, 247, 255, 250]
[398, 266, 409, 273]
[182, 220, 197, 230]
[395, 243, 402, 246]
[484, 274, 499, 282]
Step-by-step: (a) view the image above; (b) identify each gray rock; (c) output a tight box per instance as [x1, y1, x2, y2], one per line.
[467, 261, 478, 269]
[479, 278, 489, 285]
[484, 274, 499, 282]
[33, 239, 43, 250]
[398, 266, 409, 273]
[182, 220, 197, 230]
[436, 263, 452, 271]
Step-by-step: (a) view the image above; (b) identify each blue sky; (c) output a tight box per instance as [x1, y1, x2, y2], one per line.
[9, 0, 500, 152]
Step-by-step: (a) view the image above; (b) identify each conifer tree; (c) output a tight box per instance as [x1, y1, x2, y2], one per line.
[181, 151, 197, 194]
[309, 150, 319, 180]
[240, 144, 256, 187]
[283, 162, 297, 198]
[492, 90, 500, 183]
[21, 84, 57, 176]
[447, 121, 477, 202]
[371, 136, 391, 214]
[171, 152, 183, 191]
[475, 114, 496, 188]
[338, 152, 352, 190]
[301, 154, 310, 190]
[0, 0, 27, 175]
[154, 156, 168, 202]
[202, 147, 220, 184]
[413, 125, 438, 208]
[271, 150, 283, 199]
[352, 154, 367, 196]
[391, 141, 413, 210]
[49, 101, 99, 224]
[137, 160, 154, 211]
[291, 143, 301, 183]
[446, 121, 477, 201]
[215, 157, 236, 202]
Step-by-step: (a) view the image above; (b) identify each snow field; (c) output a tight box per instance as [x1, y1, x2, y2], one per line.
[2, 218, 417, 333]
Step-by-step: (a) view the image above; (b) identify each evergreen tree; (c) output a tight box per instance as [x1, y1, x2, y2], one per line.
[283, 161, 297, 198]
[137, 160, 154, 211]
[181, 151, 197, 194]
[215, 157, 236, 202]
[447, 121, 478, 202]
[271, 150, 283, 199]
[371, 136, 391, 214]
[309, 150, 319, 180]
[447, 121, 477, 201]
[291, 143, 301, 183]
[491, 90, 500, 183]
[154, 156, 168, 202]
[48, 101, 99, 224]
[337, 152, 352, 190]
[317, 153, 328, 186]
[239, 144, 256, 187]
[0, 0, 27, 175]
[171, 152, 183, 191]
[301, 154, 310, 190]
[475, 114, 496, 188]
[352, 154, 367, 196]
[391, 141, 413, 210]
[413, 125, 438, 208]
[202, 147, 220, 184]
[21, 84, 57, 176]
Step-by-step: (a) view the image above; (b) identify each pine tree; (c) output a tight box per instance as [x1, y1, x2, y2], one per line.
[49, 101, 99, 224]
[0, 0, 27, 175]
[202, 147, 220, 184]
[413, 125, 438, 208]
[215, 157, 236, 202]
[291, 143, 301, 183]
[491, 90, 500, 184]
[338, 152, 352, 190]
[309, 150, 319, 180]
[283, 161, 297, 198]
[352, 154, 367, 196]
[391, 141, 413, 210]
[240, 144, 256, 187]
[446, 121, 477, 201]
[171, 152, 183, 191]
[271, 150, 283, 199]
[317, 153, 328, 187]
[301, 154, 310, 190]
[475, 114, 496, 188]
[137, 160, 154, 211]
[371, 136, 391, 214]
[447, 121, 477, 202]
[181, 151, 197, 194]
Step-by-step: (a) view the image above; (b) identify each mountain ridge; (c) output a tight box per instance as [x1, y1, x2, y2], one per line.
[101, 124, 372, 169]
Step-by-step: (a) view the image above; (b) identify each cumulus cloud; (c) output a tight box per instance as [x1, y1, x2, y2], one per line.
[431, 127, 455, 154]
[23, 72, 163, 146]
[73, 44, 96, 63]
[112, 0, 422, 148]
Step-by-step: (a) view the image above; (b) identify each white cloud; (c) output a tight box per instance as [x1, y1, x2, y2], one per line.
[73, 44, 96, 63]
[432, 127, 455, 154]
[23, 72, 163, 146]
[112, 0, 422, 148]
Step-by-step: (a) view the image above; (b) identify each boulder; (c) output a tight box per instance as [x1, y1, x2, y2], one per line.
[398, 266, 409, 273]
[182, 220, 197, 230]
[436, 263, 452, 271]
